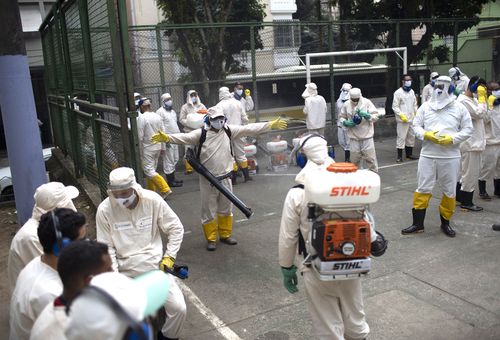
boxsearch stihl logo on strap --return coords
[330,186,371,197]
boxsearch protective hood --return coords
[293,135,333,185]
[160,93,171,102]
[186,90,201,106]
[429,76,455,111]
[339,83,352,101]
[349,88,362,108]
[218,86,231,101]
[302,82,318,99]
[106,167,143,208]
[32,182,79,220]
[448,66,462,80]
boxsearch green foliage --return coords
[428,44,450,63]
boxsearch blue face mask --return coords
[163,100,173,110]
[403,80,412,92]
[431,80,436,87]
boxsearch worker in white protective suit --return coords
[232,81,254,114]
[179,90,207,174]
[279,135,387,340]
[449,66,470,96]
[66,271,170,340]
[10,208,88,340]
[95,167,186,340]
[421,72,440,103]
[402,76,473,237]
[478,82,500,200]
[137,98,172,197]
[392,74,419,162]
[336,83,352,162]
[157,93,183,188]
[339,88,384,172]
[8,182,79,292]
[217,86,251,184]
[303,82,328,135]
[151,106,287,251]
[30,240,112,340]
[456,76,488,212]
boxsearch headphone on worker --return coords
[295,134,332,168]
[81,286,151,340]
[51,210,71,257]
[468,78,480,93]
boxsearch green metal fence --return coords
[40,0,499,197]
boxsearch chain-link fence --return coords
[40,0,499,197]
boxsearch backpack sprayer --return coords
[303,162,384,280]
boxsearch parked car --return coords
[0,148,53,202]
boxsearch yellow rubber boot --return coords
[239,160,252,182]
[151,174,172,197]
[184,159,193,174]
[203,219,218,251]
[145,178,156,191]
[439,194,456,220]
[217,214,237,245]
[413,192,432,210]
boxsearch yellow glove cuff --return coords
[160,256,175,271]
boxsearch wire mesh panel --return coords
[65,1,88,92]
[76,112,99,183]
[97,118,125,193]
[48,100,64,151]
[60,106,73,159]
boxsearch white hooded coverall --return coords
[339,97,383,172]
[179,90,207,163]
[232,91,254,113]
[96,186,186,339]
[457,94,486,192]
[336,87,351,151]
[479,97,500,181]
[137,110,163,178]
[413,93,473,198]
[279,137,370,340]
[217,87,249,164]
[421,83,434,103]
[392,87,418,149]
[167,122,270,226]
[9,257,63,340]
[156,106,181,175]
[303,83,328,135]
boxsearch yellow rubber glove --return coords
[159,256,175,271]
[424,130,441,144]
[400,114,408,123]
[437,134,453,145]
[477,85,487,104]
[269,118,287,130]
[151,130,170,144]
[244,89,251,97]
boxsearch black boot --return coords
[231,170,238,185]
[405,146,419,160]
[344,150,351,162]
[478,180,491,200]
[241,167,253,182]
[494,178,500,198]
[440,215,456,237]
[455,182,463,204]
[396,149,403,163]
[401,208,426,234]
[370,231,388,256]
[460,191,483,211]
[493,224,500,231]
[166,173,183,187]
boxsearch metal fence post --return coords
[156,26,166,93]
[250,25,259,122]
[396,20,401,85]
[328,22,335,125]
[453,21,458,66]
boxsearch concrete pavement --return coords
[165,136,500,339]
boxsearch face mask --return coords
[115,192,136,209]
[473,93,478,99]
[210,118,225,130]
[163,100,173,109]
[235,89,243,96]
[351,98,359,105]
[492,90,500,97]
[431,80,436,87]
[404,80,412,87]
[435,88,444,96]
[191,96,198,104]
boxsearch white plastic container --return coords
[244,144,257,156]
[185,113,205,129]
[266,140,287,153]
[305,163,380,207]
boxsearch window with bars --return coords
[273,20,301,49]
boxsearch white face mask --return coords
[210,118,225,130]
[191,96,198,104]
[235,89,243,96]
[492,90,500,97]
[115,192,137,209]
[404,80,412,87]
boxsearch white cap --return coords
[300,135,328,165]
[341,83,352,91]
[219,86,231,100]
[108,167,137,190]
[302,82,318,99]
[133,92,141,98]
[207,106,225,119]
[139,98,151,107]
[436,75,452,84]
[32,182,79,220]
[430,72,439,80]
[66,271,170,340]
[349,88,362,99]
[160,93,171,102]
[448,67,461,78]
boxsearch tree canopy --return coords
[157,0,266,105]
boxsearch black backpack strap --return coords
[223,126,233,157]
[197,128,207,160]
[291,184,308,258]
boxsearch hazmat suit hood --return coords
[448,67,462,80]
[186,90,201,106]
[429,76,456,111]
[106,167,144,208]
[160,93,171,103]
[349,88,363,109]
[218,86,231,101]
[31,182,79,220]
[339,83,352,101]
[294,135,334,185]
[302,83,318,99]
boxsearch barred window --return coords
[273,20,300,49]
